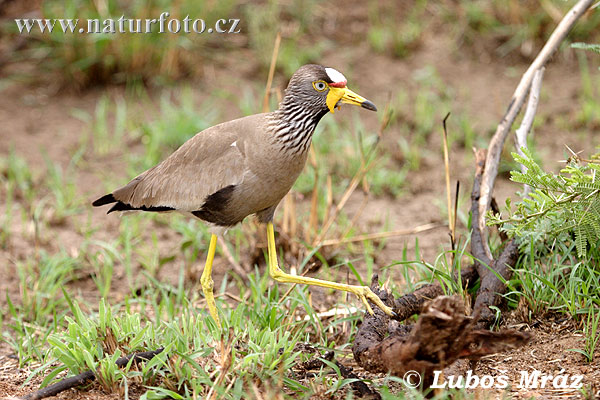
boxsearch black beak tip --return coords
[361,100,377,112]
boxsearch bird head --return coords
[284,64,377,114]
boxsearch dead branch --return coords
[470,150,523,327]
[318,222,444,247]
[19,348,164,400]
[353,295,531,390]
[515,67,545,196]
[470,149,493,277]
[477,0,595,258]
[472,239,520,328]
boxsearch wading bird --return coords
[93,64,394,326]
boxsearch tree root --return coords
[19,348,164,400]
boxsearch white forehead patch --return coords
[325,67,346,84]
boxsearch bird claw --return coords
[356,286,395,317]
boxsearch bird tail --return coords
[92,193,125,214]
[92,193,174,214]
[92,193,117,207]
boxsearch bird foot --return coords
[355,286,395,317]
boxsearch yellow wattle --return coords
[326,87,345,114]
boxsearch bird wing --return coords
[110,116,257,212]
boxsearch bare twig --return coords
[477,0,594,258]
[207,328,234,400]
[218,237,249,278]
[318,222,444,247]
[515,67,545,196]
[262,32,281,113]
[442,113,455,249]
[453,181,459,243]
[471,149,493,274]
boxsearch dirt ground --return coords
[1,2,600,399]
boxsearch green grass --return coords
[569,306,600,363]
[135,88,218,170]
[366,0,427,58]
[6,253,384,397]
[0,149,36,248]
[503,243,600,361]
[0,213,484,398]
[7,247,472,399]
[4,250,79,366]
[72,94,130,156]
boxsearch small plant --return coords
[43,298,148,392]
[0,148,37,206]
[73,94,130,156]
[489,148,600,332]
[571,42,600,56]
[489,148,600,259]
[569,307,600,363]
[41,156,82,224]
[4,251,79,365]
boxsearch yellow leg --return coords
[201,234,221,328]
[266,222,394,316]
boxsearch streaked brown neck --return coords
[268,98,328,155]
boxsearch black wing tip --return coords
[107,202,128,214]
[92,193,116,207]
[108,202,175,214]
[106,201,139,213]
[93,193,175,214]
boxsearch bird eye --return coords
[313,81,327,91]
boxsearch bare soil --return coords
[1,5,599,399]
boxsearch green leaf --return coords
[571,42,600,54]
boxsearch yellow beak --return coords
[326,86,377,114]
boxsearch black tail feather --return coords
[93,193,175,214]
[92,193,117,207]
[107,201,132,213]
[107,202,175,214]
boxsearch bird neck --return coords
[269,100,328,155]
